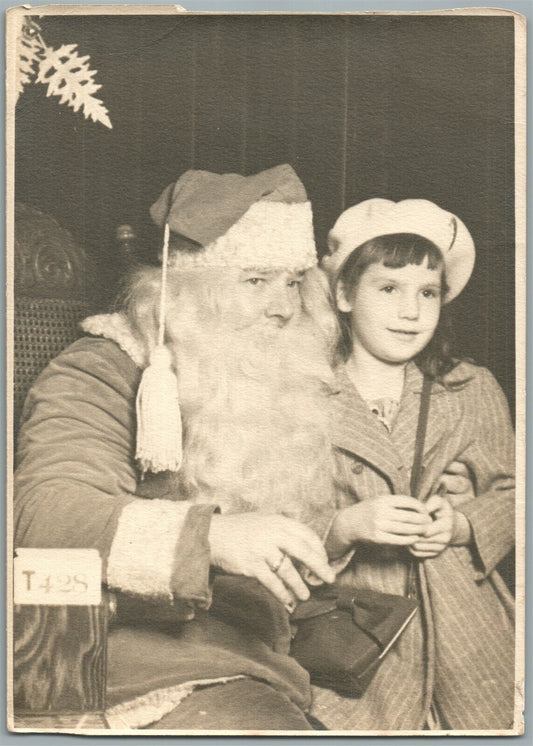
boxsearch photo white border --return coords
[3,2,529,742]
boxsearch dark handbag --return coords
[290,584,418,696]
[290,375,432,696]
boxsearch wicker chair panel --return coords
[14,297,90,431]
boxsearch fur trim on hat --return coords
[168,201,317,273]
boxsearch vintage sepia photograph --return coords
[6,6,525,735]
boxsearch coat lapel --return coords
[391,362,456,499]
[329,362,456,499]
[389,362,423,478]
[328,367,406,490]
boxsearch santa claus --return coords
[15,164,337,730]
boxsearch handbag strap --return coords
[410,374,433,498]
[406,374,432,598]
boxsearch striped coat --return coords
[310,360,515,731]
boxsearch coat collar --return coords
[328,364,407,487]
[329,361,453,495]
[80,312,147,368]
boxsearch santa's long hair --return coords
[122,264,339,537]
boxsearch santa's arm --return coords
[14,337,214,613]
[451,368,515,578]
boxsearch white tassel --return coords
[135,345,182,473]
[135,223,183,474]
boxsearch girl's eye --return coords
[246,277,264,286]
[422,288,440,299]
[381,285,395,294]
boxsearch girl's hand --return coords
[326,496,432,557]
[208,513,335,609]
[409,493,455,558]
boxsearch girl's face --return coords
[337,257,443,365]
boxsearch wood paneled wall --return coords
[15,14,515,411]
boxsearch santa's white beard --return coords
[168,312,337,537]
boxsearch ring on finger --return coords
[268,553,287,574]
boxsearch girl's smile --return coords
[337,257,442,365]
[388,329,420,338]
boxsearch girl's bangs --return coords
[338,231,447,302]
[351,233,444,275]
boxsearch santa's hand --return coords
[328,496,432,555]
[409,493,454,558]
[208,513,335,609]
[439,460,475,506]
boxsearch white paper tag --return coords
[14,548,102,605]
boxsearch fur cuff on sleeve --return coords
[107,499,191,599]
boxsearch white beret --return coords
[321,198,475,302]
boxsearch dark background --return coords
[15,13,515,413]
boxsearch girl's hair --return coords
[336,232,460,381]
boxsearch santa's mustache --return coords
[230,314,299,332]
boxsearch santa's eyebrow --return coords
[240,267,274,275]
[239,268,306,279]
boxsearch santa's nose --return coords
[265,288,295,324]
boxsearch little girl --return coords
[313,198,515,731]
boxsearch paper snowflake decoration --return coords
[15,17,112,129]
